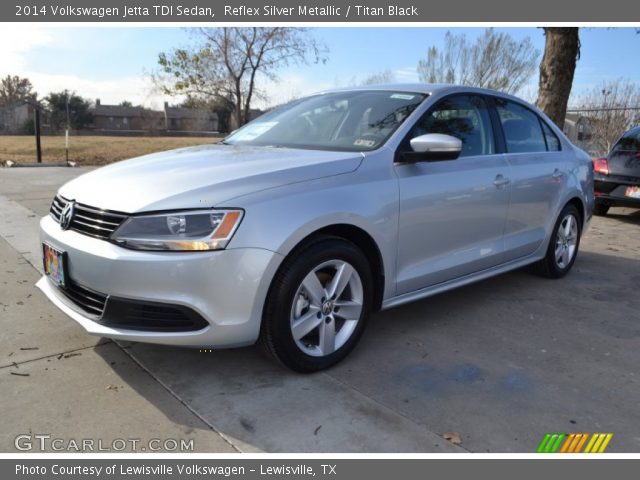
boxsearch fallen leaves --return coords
[443,432,463,445]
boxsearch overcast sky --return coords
[1,26,637,109]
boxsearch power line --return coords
[567,107,640,113]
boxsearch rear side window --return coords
[541,121,561,151]
[613,130,640,152]
[496,100,547,153]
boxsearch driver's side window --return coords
[410,95,495,157]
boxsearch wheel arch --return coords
[566,196,585,229]
[278,224,386,312]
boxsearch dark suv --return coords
[593,126,640,215]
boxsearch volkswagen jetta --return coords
[37,85,594,372]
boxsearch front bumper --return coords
[36,215,283,348]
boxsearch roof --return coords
[0,102,31,112]
[93,104,143,117]
[324,83,453,94]
[93,104,217,121]
[564,113,580,126]
[316,83,527,103]
[165,107,217,120]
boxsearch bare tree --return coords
[155,27,326,128]
[361,70,396,85]
[535,28,580,128]
[0,75,36,106]
[417,29,540,95]
[572,79,640,155]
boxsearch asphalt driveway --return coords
[1,166,638,453]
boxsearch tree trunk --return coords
[535,28,580,129]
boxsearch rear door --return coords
[493,98,567,262]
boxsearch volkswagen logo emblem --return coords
[59,201,76,230]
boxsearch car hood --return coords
[58,144,364,213]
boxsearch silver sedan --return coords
[37,84,594,372]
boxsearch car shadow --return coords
[605,207,640,225]
[95,249,640,452]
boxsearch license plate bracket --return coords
[43,243,67,288]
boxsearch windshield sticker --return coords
[232,122,278,141]
[390,93,415,100]
[354,138,377,148]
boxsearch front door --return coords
[395,94,511,295]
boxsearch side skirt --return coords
[382,253,544,310]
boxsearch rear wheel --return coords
[260,237,373,372]
[593,202,610,216]
[533,204,582,278]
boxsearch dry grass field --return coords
[0,135,222,166]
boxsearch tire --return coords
[533,204,582,279]
[593,202,610,216]
[259,236,373,373]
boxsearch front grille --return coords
[50,195,128,240]
[58,279,108,318]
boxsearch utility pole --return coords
[65,91,70,164]
[34,105,42,164]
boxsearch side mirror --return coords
[402,133,462,162]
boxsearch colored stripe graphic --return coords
[560,433,576,453]
[562,433,585,453]
[538,433,612,453]
[584,433,598,452]
[537,433,565,453]
[537,434,552,453]
[574,433,590,452]
[584,433,613,453]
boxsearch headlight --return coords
[111,209,243,251]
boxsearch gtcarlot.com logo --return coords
[14,434,194,452]
[537,433,613,453]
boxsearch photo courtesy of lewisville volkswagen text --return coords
[15,462,323,476]
[0,0,639,476]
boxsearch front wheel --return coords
[259,237,373,372]
[533,204,582,278]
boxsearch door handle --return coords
[493,174,510,187]
[552,168,564,179]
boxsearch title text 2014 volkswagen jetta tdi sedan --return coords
[37,85,594,372]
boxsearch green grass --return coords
[0,135,223,166]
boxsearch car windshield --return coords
[223,90,427,152]
[612,130,640,152]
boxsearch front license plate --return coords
[43,243,66,288]
[625,186,640,199]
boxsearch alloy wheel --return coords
[554,214,578,269]
[290,260,364,357]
